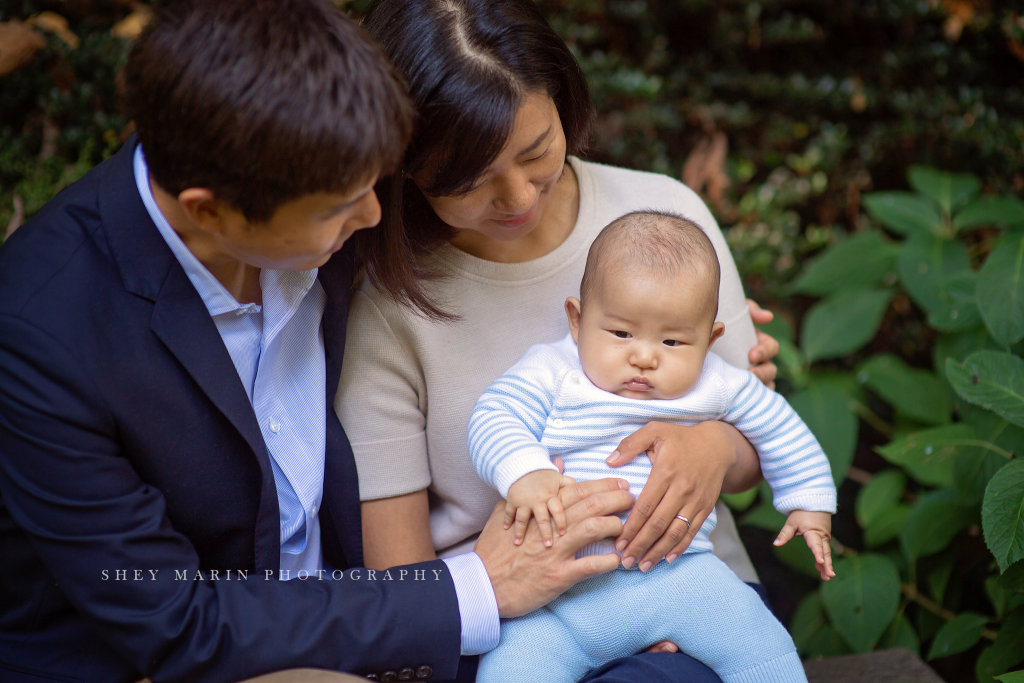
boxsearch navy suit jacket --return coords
[0,139,462,682]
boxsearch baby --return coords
[468,211,836,683]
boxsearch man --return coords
[0,1,633,681]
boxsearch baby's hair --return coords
[580,211,721,323]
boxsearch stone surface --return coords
[804,648,945,683]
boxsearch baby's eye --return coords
[613,331,632,339]
[663,340,682,347]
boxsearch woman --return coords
[337,0,780,679]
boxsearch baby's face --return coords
[566,270,723,400]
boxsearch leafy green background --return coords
[2,0,1024,681]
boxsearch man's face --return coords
[566,269,723,400]
[212,178,381,272]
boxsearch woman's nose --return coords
[493,167,536,215]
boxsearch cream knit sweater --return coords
[335,157,761,582]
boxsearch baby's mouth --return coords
[625,377,652,391]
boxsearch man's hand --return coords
[747,299,779,390]
[474,477,634,618]
[505,470,566,547]
[775,510,835,581]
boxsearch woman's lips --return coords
[492,203,537,228]
[625,378,652,391]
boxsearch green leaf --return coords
[865,504,913,547]
[802,624,854,659]
[790,592,829,651]
[876,424,1003,488]
[858,354,952,425]
[773,535,821,578]
[927,270,984,332]
[934,328,1003,381]
[756,314,794,345]
[946,351,1024,429]
[927,612,990,660]
[955,197,1024,232]
[855,470,907,528]
[864,191,944,237]
[801,289,893,363]
[775,338,806,383]
[927,552,956,603]
[788,380,858,486]
[978,234,1024,346]
[877,613,920,656]
[999,560,1024,595]
[820,554,901,652]
[898,234,972,316]
[720,488,758,511]
[994,671,1024,683]
[908,166,980,216]
[987,576,1024,619]
[961,403,1024,459]
[982,459,1024,573]
[976,608,1024,682]
[788,232,901,296]
[900,489,976,562]
[740,484,788,531]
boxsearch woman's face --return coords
[414,91,567,243]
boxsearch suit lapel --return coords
[99,138,281,568]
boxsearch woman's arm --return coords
[361,489,437,570]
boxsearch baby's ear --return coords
[708,321,725,348]
[565,297,583,342]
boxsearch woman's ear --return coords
[565,297,583,342]
[708,321,725,348]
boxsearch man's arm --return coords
[0,314,462,682]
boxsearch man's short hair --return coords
[124,0,414,222]
[580,211,722,323]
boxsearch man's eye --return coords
[663,340,681,347]
[613,331,631,339]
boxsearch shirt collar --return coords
[132,145,318,317]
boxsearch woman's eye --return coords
[526,148,550,163]
[613,331,631,339]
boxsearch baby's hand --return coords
[505,470,566,548]
[774,510,835,581]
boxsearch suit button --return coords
[398,669,415,681]
[381,672,398,682]
[416,666,433,679]
[365,676,379,681]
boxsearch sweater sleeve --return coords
[467,343,564,498]
[335,289,432,501]
[711,356,837,514]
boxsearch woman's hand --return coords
[746,299,779,390]
[607,420,755,572]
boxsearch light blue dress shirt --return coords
[134,146,499,654]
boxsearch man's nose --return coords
[352,189,382,231]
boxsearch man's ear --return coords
[565,297,583,342]
[177,188,240,236]
[708,321,725,348]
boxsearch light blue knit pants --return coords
[477,552,806,683]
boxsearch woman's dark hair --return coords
[124,0,413,222]
[355,0,595,319]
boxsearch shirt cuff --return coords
[442,552,501,656]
